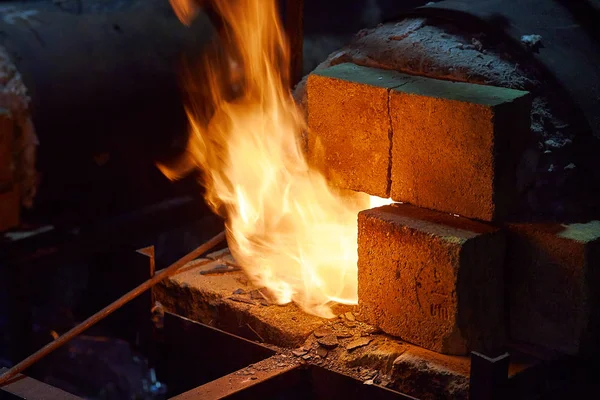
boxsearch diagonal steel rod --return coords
[0,230,226,387]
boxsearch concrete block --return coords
[507,222,600,354]
[357,203,506,355]
[306,63,411,198]
[154,255,327,348]
[390,77,531,221]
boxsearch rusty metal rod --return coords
[0,230,226,387]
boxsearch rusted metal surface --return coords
[309,366,419,400]
[159,312,277,396]
[171,356,302,400]
[0,231,225,387]
[0,368,81,400]
[172,362,421,400]
[285,0,304,86]
[161,312,420,399]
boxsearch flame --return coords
[164,0,391,317]
[168,0,199,26]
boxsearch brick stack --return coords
[307,63,600,356]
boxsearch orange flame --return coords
[168,0,199,26]
[164,0,391,317]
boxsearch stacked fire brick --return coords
[0,45,37,232]
[306,63,600,357]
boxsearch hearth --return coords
[2,0,600,399]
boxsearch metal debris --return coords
[292,350,307,357]
[336,332,353,339]
[317,334,339,349]
[313,327,333,338]
[228,296,257,305]
[346,337,373,351]
[200,263,240,275]
[248,288,272,305]
[316,347,328,358]
[362,326,381,336]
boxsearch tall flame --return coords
[164,0,391,317]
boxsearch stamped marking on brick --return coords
[358,204,505,355]
[415,264,454,320]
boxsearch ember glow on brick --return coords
[358,203,506,355]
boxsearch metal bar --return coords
[160,312,276,396]
[469,351,510,400]
[161,312,421,400]
[309,366,419,400]
[0,231,226,387]
[0,368,82,400]
[285,0,304,86]
[170,356,302,400]
[139,245,156,309]
[134,246,155,352]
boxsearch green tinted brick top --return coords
[558,221,600,243]
[396,77,530,107]
[311,62,414,89]
[313,63,530,107]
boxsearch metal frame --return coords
[0,368,82,400]
[158,312,420,400]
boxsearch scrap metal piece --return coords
[0,367,82,400]
[199,263,240,275]
[469,351,510,400]
[171,356,302,400]
[161,312,278,396]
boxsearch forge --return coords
[2,0,600,399]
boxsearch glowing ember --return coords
[163,0,391,317]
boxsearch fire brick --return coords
[507,222,600,355]
[357,203,506,355]
[306,63,412,198]
[390,76,531,221]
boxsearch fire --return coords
[163,0,392,317]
